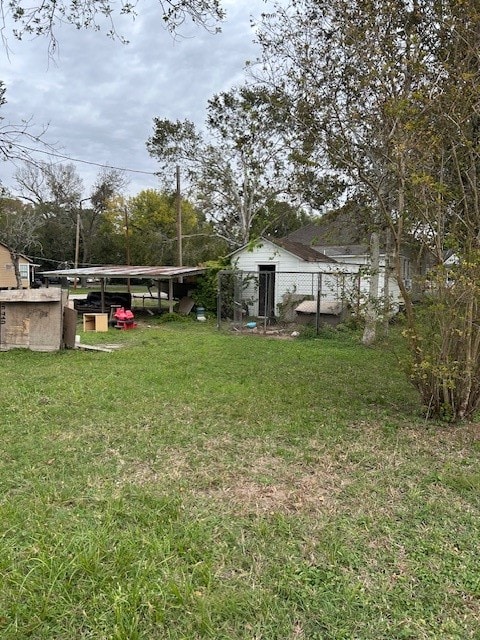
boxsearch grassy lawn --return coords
[0,321,479,639]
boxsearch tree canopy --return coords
[147,85,321,247]
[1,0,224,51]
[254,0,480,420]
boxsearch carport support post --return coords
[168,278,174,314]
[100,279,106,313]
[156,280,162,312]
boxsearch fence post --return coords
[233,272,243,328]
[357,271,361,318]
[316,273,322,335]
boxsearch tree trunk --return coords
[11,251,23,289]
[382,229,391,337]
[362,232,380,346]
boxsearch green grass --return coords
[0,323,479,639]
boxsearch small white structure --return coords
[230,235,406,320]
[230,237,335,318]
[287,220,414,303]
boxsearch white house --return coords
[229,235,405,321]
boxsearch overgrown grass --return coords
[0,323,478,639]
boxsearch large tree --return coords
[13,162,132,269]
[128,189,195,265]
[13,161,83,267]
[106,188,222,266]
[255,0,480,420]
[250,198,311,238]
[147,86,306,247]
[80,168,128,267]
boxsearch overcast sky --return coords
[1,0,271,198]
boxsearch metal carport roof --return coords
[41,265,207,313]
[41,265,206,279]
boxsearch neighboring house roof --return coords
[286,205,372,247]
[315,244,369,257]
[0,242,33,262]
[285,207,432,267]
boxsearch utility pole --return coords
[74,197,90,289]
[176,165,182,267]
[124,205,131,293]
[74,212,80,290]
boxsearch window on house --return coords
[19,264,29,280]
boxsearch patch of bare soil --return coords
[115,438,345,516]
[232,326,298,340]
[201,468,333,516]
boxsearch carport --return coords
[41,265,207,314]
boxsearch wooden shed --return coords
[0,288,73,351]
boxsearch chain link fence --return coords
[217,269,364,332]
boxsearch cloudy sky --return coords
[1,0,271,197]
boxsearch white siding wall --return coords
[231,240,352,316]
[232,240,306,272]
[231,240,404,317]
[335,255,403,309]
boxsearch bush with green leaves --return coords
[406,257,480,421]
[191,260,230,313]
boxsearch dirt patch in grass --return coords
[109,422,480,521]
[113,437,346,516]
[200,467,335,516]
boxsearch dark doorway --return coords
[258,265,276,318]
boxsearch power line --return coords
[12,143,158,176]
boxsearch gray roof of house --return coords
[285,205,372,247]
[271,237,337,262]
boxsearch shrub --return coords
[158,312,191,323]
[191,259,230,313]
[406,257,480,421]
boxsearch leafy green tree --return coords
[250,199,311,239]
[255,0,480,420]
[127,189,193,265]
[256,0,436,302]
[147,86,298,247]
[96,194,130,265]
[13,161,83,268]
[79,168,127,267]
[102,188,221,266]
[11,162,129,270]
